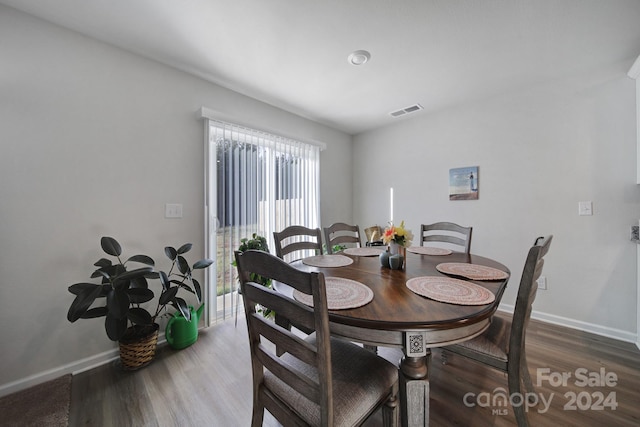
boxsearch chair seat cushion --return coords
[264,336,398,426]
[450,316,511,364]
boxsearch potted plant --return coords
[233,233,272,317]
[66,236,213,369]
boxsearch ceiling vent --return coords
[390,103,423,118]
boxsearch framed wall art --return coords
[449,166,479,200]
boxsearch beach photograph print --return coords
[449,166,479,200]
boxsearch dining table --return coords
[280,246,511,427]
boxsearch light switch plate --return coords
[165,203,183,218]
[578,201,593,216]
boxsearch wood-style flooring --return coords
[69,313,640,426]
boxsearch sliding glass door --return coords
[204,119,320,323]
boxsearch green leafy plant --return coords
[67,236,213,341]
[233,233,271,287]
[233,233,272,317]
[323,243,346,254]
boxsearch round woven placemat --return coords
[436,263,509,280]
[343,247,384,257]
[293,277,374,309]
[406,246,452,256]
[406,276,495,305]
[302,254,354,268]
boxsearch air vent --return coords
[390,103,423,118]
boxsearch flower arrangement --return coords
[382,221,413,247]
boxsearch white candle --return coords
[390,187,394,223]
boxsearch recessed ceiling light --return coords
[348,50,371,66]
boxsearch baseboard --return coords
[2,311,638,398]
[498,304,638,345]
[0,334,168,398]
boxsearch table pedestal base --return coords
[399,352,431,427]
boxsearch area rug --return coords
[0,374,72,426]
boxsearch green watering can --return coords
[166,304,204,350]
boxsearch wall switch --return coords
[578,201,593,216]
[537,276,547,290]
[165,203,183,218]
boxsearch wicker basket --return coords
[118,324,159,370]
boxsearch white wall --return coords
[0,6,352,393]
[354,62,639,340]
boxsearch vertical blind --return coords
[205,118,321,321]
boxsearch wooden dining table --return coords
[282,248,511,427]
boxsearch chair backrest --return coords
[235,249,334,425]
[420,222,473,253]
[509,235,553,359]
[273,225,323,261]
[323,222,362,254]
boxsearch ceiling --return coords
[3,0,640,135]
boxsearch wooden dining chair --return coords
[442,235,553,427]
[420,221,473,253]
[323,222,362,254]
[273,225,323,262]
[235,249,399,427]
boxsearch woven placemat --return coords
[406,246,452,256]
[302,254,354,267]
[293,277,374,309]
[343,247,384,257]
[436,263,509,280]
[406,276,495,305]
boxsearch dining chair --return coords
[442,235,553,427]
[273,225,323,262]
[235,249,399,427]
[420,221,473,253]
[323,222,362,254]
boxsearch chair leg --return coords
[382,388,399,427]
[440,349,449,365]
[234,288,241,327]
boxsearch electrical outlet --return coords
[578,201,593,216]
[537,276,547,290]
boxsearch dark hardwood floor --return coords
[69,313,640,426]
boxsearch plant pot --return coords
[118,323,159,370]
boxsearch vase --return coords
[389,242,399,255]
[389,243,406,257]
[379,250,390,267]
[388,243,406,269]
